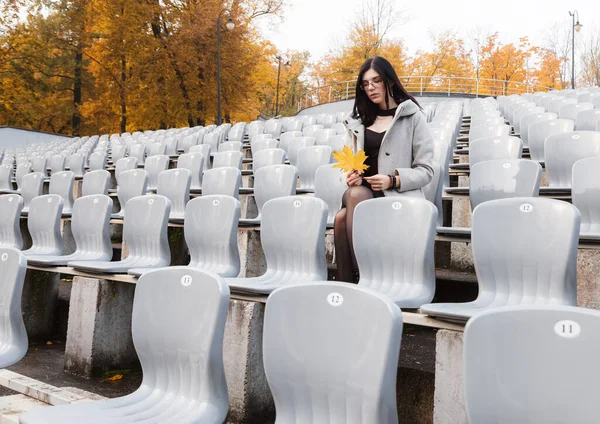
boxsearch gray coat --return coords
[342,99,434,198]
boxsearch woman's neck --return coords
[378,98,398,110]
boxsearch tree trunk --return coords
[72,47,83,136]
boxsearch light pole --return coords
[569,10,583,89]
[217,10,235,125]
[274,54,290,117]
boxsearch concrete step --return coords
[0,394,47,423]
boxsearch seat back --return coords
[88,152,108,171]
[49,171,75,214]
[202,167,241,199]
[189,144,211,171]
[253,148,286,173]
[470,159,542,210]
[115,157,139,184]
[575,108,600,131]
[0,164,13,191]
[572,156,600,233]
[31,157,47,175]
[464,305,600,424]
[48,154,66,175]
[111,144,127,162]
[212,151,243,169]
[15,163,32,190]
[469,124,510,142]
[116,169,148,216]
[157,169,191,219]
[545,131,600,188]
[0,195,23,249]
[288,137,316,167]
[279,131,303,152]
[82,169,110,196]
[144,154,169,191]
[261,196,327,279]
[147,142,167,157]
[129,144,146,166]
[512,105,544,133]
[177,152,204,190]
[528,119,574,162]
[0,247,28,367]
[131,267,229,420]
[469,136,522,166]
[179,135,198,153]
[520,112,556,147]
[71,195,113,260]
[203,132,221,152]
[123,195,170,265]
[296,146,333,190]
[164,138,178,156]
[254,165,297,218]
[185,196,240,277]
[218,141,242,152]
[26,194,64,255]
[354,197,437,307]
[20,172,44,211]
[263,282,402,424]
[314,165,349,226]
[66,153,85,177]
[559,102,594,121]
[472,198,579,306]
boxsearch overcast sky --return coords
[260,0,600,61]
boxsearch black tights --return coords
[334,185,375,283]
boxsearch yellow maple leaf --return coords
[332,146,370,173]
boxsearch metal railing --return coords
[298,76,554,110]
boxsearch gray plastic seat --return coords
[314,164,347,227]
[26,195,113,266]
[20,172,44,213]
[469,135,522,166]
[22,194,64,257]
[263,282,403,424]
[572,156,600,237]
[19,266,230,424]
[279,131,303,153]
[48,154,66,175]
[218,141,242,152]
[549,97,577,114]
[202,167,241,200]
[15,162,32,192]
[468,123,510,143]
[144,154,169,192]
[250,138,278,155]
[296,145,333,192]
[212,151,243,169]
[420,197,579,321]
[49,171,75,215]
[179,135,198,153]
[65,153,85,178]
[0,195,23,249]
[239,165,297,225]
[82,170,110,196]
[114,157,139,184]
[0,164,16,193]
[88,152,108,171]
[156,169,191,221]
[559,101,594,121]
[252,148,286,173]
[189,144,211,171]
[545,131,600,188]
[113,169,148,218]
[287,136,316,167]
[164,138,179,156]
[128,143,146,166]
[464,305,600,424]
[0,247,27,368]
[225,196,327,294]
[147,142,167,157]
[203,132,221,153]
[470,159,542,210]
[185,195,240,277]
[177,152,204,191]
[31,157,47,176]
[520,112,556,148]
[110,144,127,162]
[354,197,436,308]
[575,108,600,130]
[512,105,544,134]
[70,195,170,274]
[528,119,574,162]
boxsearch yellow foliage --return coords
[332,146,369,173]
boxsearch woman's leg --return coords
[334,185,375,282]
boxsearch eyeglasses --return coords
[360,78,384,90]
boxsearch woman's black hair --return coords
[352,56,420,127]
